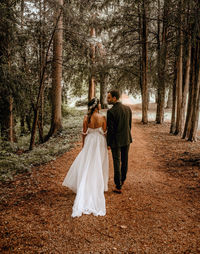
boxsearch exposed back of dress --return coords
[85,112,106,132]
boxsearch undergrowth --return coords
[0,106,86,182]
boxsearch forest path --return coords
[0,104,200,253]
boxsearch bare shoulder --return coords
[99,114,106,120]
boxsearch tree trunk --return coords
[100,73,108,109]
[8,56,15,142]
[46,0,63,139]
[155,0,163,122]
[147,90,150,110]
[30,106,39,149]
[170,62,177,133]
[174,0,183,135]
[20,115,26,135]
[141,0,148,124]
[181,39,191,127]
[88,27,96,101]
[166,86,172,109]
[38,0,46,143]
[188,83,200,141]
[26,113,32,132]
[138,3,143,102]
[155,91,158,103]
[182,45,195,139]
[88,75,95,101]
[8,96,14,142]
[156,0,169,123]
[188,42,200,141]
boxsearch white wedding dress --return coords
[62,127,109,217]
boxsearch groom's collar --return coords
[113,101,121,106]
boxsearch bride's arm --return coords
[82,115,88,147]
[102,116,110,150]
[102,116,107,136]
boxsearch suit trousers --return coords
[111,145,130,190]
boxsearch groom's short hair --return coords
[109,90,120,100]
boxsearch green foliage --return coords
[0,108,85,182]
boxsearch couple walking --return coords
[62,90,132,217]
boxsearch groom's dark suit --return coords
[107,102,132,190]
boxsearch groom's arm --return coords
[129,107,132,130]
[107,110,115,146]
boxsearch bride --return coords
[62,98,109,217]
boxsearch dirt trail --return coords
[0,107,200,253]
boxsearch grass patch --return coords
[0,106,86,182]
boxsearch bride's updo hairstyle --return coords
[87,98,99,124]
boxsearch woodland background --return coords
[0,0,200,181]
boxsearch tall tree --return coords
[38,0,47,143]
[170,62,177,133]
[166,86,172,109]
[141,0,148,124]
[156,0,169,124]
[88,25,96,101]
[179,2,191,131]
[188,54,200,141]
[174,0,184,135]
[47,0,63,138]
[99,69,108,109]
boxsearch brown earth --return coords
[0,103,200,253]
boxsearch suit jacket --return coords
[107,102,132,148]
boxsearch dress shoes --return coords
[112,187,122,194]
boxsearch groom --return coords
[107,90,132,194]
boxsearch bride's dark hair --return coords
[87,98,99,124]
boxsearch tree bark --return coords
[188,82,200,141]
[156,0,163,122]
[26,113,32,132]
[174,0,183,135]
[48,0,63,137]
[100,73,108,109]
[182,45,195,139]
[38,0,46,143]
[166,86,172,109]
[188,42,200,141]
[20,115,26,135]
[141,0,148,124]
[138,3,143,102]
[181,39,191,127]
[170,62,177,133]
[7,56,15,142]
[88,74,95,101]
[156,0,169,123]
[8,96,14,142]
[88,26,96,101]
